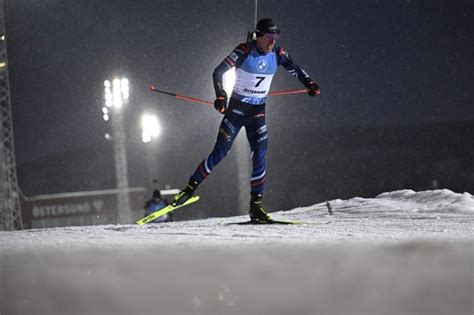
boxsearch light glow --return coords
[141,114,161,143]
[222,68,236,99]
[103,76,129,117]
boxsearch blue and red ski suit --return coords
[190,41,313,195]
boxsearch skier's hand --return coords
[214,97,227,114]
[307,81,320,97]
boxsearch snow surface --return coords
[1,189,473,315]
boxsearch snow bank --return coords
[0,190,472,253]
[376,189,474,213]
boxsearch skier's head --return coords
[255,18,280,52]
[255,18,280,37]
[152,190,161,199]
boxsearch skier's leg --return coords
[190,112,243,183]
[173,100,244,206]
[250,149,267,194]
[245,106,271,221]
[246,107,268,194]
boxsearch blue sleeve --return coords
[212,43,250,98]
[276,46,314,88]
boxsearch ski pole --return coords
[149,85,213,107]
[148,86,313,106]
[269,89,308,96]
[268,89,319,95]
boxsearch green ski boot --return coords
[249,193,272,222]
[172,180,199,206]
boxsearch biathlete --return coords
[172,18,320,222]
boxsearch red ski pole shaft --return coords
[269,89,308,96]
[149,85,315,108]
[175,95,213,106]
[149,85,213,107]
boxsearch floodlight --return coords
[121,78,129,88]
[141,114,161,143]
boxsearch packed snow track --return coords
[1,190,472,315]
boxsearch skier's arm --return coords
[212,43,250,113]
[277,47,320,96]
[212,43,250,99]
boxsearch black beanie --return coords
[255,18,280,36]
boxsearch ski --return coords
[224,219,332,226]
[225,219,306,225]
[136,195,200,225]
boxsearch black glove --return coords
[214,96,227,114]
[307,81,320,97]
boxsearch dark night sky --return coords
[5,0,474,165]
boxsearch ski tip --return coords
[149,85,156,91]
[185,195,200,203]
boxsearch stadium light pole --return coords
[141,113,161,188]
[103,77,131,224]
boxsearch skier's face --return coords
[256,32,279,52]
